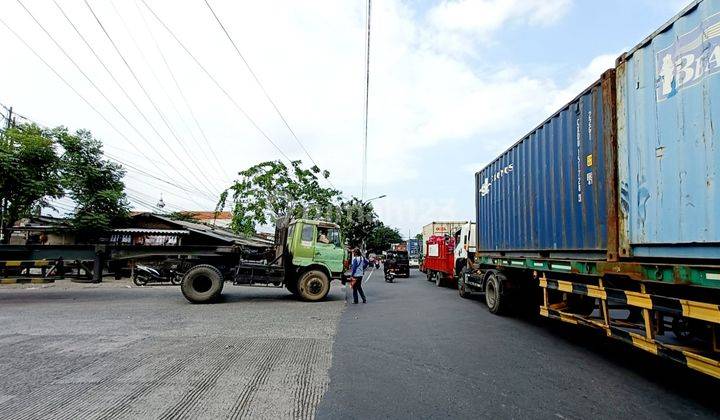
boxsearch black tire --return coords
[435,273,443,287]
[458,270,471,299]
[133,275,147,286]
[170,275,182,286]
[485,272,507,315]
[297,270,330,302]
[181,264,224,304]
[427,270,434,282]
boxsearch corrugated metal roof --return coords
[133,213,274,248]
[111,228,189,235]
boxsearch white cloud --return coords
[0,0,613,235]
[428,0,573,38]
[544,53,618,114]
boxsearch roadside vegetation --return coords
[0,123,129,243]
[218,159,403,252]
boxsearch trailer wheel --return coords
[485,272,507,315]
[458,270,471,299]
[435,273,443,287]
[181,264,224,304]
[297,270,330,302]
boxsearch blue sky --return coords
[0,0,693,236]
[372,0,693,237]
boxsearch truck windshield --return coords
[317,227,341,246]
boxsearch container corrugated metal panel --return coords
[617,0,720,259]
[476,73,615,259]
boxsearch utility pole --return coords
[361,0,372,199]
[0,106,10,242]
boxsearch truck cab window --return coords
[317,227,339,246]
[301,224,314,242]
[328,229,340,246]
[287,225,295,246]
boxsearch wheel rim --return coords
[486,279,497,307]
[304,275,325,297]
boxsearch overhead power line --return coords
[0,100,215,212]
[201,0,334,189]
[109,0,227,185]
[15,0,215,201]
[139,0,293,164]
[82,0,220,196]
[133,0,231,183]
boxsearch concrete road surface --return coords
[1,270,719,419]
[0,280,344,419]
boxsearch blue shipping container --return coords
[616,0,720,259]
[475,72,615,259]
[407,239,420,256]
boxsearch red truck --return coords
[423,235,456,287]
[423,222,475,287]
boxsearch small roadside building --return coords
[116,213,274,248]
[8,216,76,245]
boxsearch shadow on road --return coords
[457,286,720,410]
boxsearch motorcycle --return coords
[133,264,182,286]
[384,267,397,283]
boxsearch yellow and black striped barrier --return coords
[540,305,720,379]
[539,276,720,379]
[539,277,720,324]
[1,259,62,284]
[0,278,55,285]
[0,260,52,268]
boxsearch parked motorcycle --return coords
[133,264,181,286]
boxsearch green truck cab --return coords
[179,218,347,304]
[284,219,347,300]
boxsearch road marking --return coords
[364,268,375,283]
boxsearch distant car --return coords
[408,257,419,268]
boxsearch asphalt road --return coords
[317,269,720,420]
[1,270,719,419]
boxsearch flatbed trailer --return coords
[461,256,720,378]
[0,218,348,304]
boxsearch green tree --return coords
[366,222,403,253]
[333,197,378,248]
[218,160,342,235]
[0,123,62,243]
[54,128,129,239]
